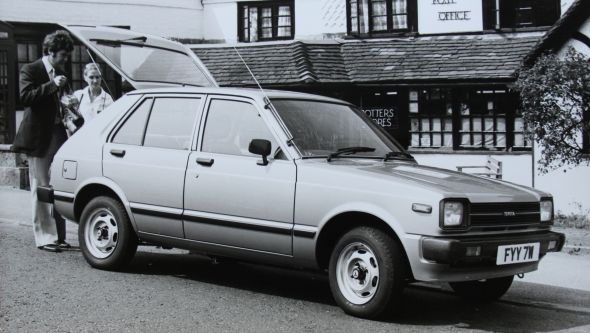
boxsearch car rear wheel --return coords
[79,196,138,270]
[449,275,514,302]
[328,226,407,319]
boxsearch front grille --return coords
[469,202,540,229]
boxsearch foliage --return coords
[516,48,590,173]
[554,201,590,230]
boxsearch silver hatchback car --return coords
[40,26,564,319]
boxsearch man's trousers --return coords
[28,125,67,247]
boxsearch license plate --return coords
[496,243,540,265]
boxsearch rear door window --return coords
[112,98,152,145]
[112,96,202,149]
[143,98,201,150]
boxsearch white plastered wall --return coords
[0,0,204,39]
[202,0,239,43]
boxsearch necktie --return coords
[50,68,62,124]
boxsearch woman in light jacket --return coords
[73,63,114,122]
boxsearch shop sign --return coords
[363,107,397,129]
[418,0,483,34]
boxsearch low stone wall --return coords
[0,144,29,190]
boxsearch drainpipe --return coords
[531,137,535,188]
[495,0,501,30]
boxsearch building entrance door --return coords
[0,22,16,144]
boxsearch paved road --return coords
[2,187,590,332]
[1,219,590,333]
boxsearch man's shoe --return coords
[38,244,61,252]
[54,240,72,249]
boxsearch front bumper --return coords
[422,231,565,266]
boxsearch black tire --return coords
[449,275,514,302]
[78,196,138,270]
[328,226,407,319]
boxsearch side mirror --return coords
[248,139,272,166]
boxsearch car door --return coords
[103,94,203,238]
[183,96,296,255]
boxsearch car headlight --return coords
[540,199,553,223]
[439,200,468,230]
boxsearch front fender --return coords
[74,176,138,232]
[317,201,406,237]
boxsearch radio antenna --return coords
[233,46,267,98]
[232,46,295,144]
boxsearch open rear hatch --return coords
[60,24,218,90]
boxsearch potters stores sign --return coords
[363,107,398,129]
[418,0,483,34]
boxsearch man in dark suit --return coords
[12,30,74,252]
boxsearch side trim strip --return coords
[183,211,292,236]
[54,191,74,203]
[138,231,293,257]
[293,225,317,239]
[130,203,183,220]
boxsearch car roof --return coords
[127,87,352,105]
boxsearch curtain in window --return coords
[391,0,408,29]
[261,7,273,39]
[278,5,292,37]
[350,0,358,33]
[358,0,369,33]
[371,0,387,31]
[249,7,258,42]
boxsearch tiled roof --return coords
[192,34,542,87]
[524,0,590,65]
[194,41,347,86]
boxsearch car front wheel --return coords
[79,196,138,270]
[449,275,514,302]
[328,226,407,319]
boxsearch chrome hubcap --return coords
[84,208,118,259]
[336,242,380,305]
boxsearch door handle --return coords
[196,157,214,166]
[110,149,126,157]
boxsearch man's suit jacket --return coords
[12,58,67,157]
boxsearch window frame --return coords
[406,87,528,152]
[16,40,41,110]
[198,95,287,160]
[408,88,454,149]
[142,96,203,151]
[346,0,416,37]
[110,94,204,150]
[457,89,510,150]
[111,97,154,146]
[483,0,560,30]
[238,0,295,43]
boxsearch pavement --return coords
[1,185,589,292]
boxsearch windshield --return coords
[271,99,404,158]
[90,41,212,87]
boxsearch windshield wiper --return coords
[384,151,414,162]
[327,146,376,162]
